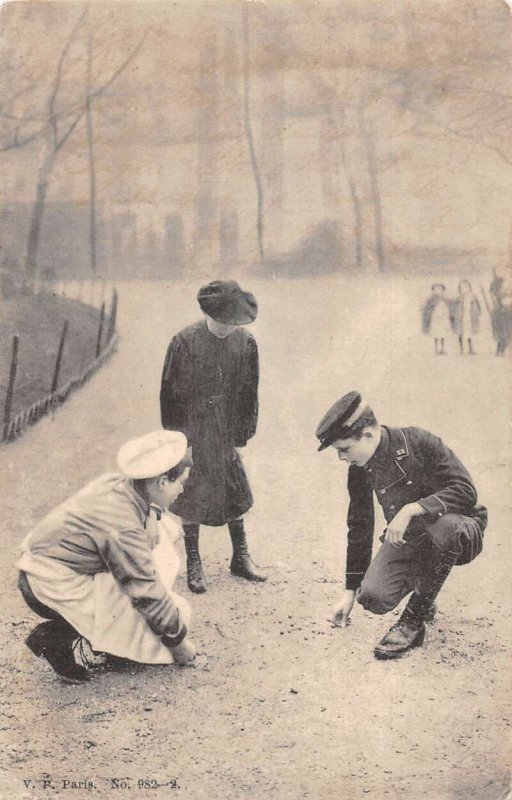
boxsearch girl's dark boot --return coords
[183,523,207,593]
[228,519,267,582]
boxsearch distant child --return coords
[488,270,512,356]
[453,279,481,355]
[422,283,452,355]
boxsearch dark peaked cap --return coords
[197,280,258,325]
[316,391,368,451]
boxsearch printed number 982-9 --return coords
[137,780,179,790]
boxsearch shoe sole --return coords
[230,565,267,581]
[59,674,90,685]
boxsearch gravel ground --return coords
[0,275,510,800]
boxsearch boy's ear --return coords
[156,474,168,489]
[147,474,165,492]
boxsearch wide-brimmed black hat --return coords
[316,391,365,451]
[197,280,258,325]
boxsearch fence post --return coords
[96,302,105,358]
[3,335,19,437]
[107,289,118,342]
[51,321,69,394]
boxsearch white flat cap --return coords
[117,430,188,479]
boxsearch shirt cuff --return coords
[418,494,448,520]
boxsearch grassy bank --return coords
[0,293,105,419]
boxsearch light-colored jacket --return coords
[19,473,179,636]
[452,294,481,336]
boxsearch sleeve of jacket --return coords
[345,466,375,590]
[416,430,478,520]
[160,335,191,436]
[103,527,180,636]
[233,334,259,447]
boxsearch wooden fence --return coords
[1,288,118,443]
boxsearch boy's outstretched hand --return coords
[332,589,356,628]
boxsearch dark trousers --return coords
[357,513,484,615]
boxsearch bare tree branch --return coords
[86,32,97,274]
[48,10,87,147]
[22,19,147,283]
[0,126,46,152]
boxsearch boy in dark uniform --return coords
[316,392,487,659]
[160,280,267,593]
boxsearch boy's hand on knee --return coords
[332,590,356,628]
[386,510,411,546]
[386,503,426,547]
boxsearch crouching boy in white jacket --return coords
[18,430,196,684]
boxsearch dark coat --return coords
[490,278,512,344]
[160,320,259,526]
[345,426,487,590]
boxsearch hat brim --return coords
[201,306,256,325]
[198,289,258,325]
[117,432,188,479]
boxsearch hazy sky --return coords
[1,0,510,270]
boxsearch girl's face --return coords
[205,315,238,338]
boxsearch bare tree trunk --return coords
[86,33,97,274]
[242,2,264,265]
[339,136,363,270]
[364,131,385,273]
[22,15,145,287]
[349,180,363,270]
[24,147,55,283]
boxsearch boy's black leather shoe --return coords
[26,622,90,684]
[373,620,426,660]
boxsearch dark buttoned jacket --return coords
[345,426,487,590]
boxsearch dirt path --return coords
[0,276,510,800]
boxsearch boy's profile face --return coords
[147,468,191,508]
[331,428,380,467]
